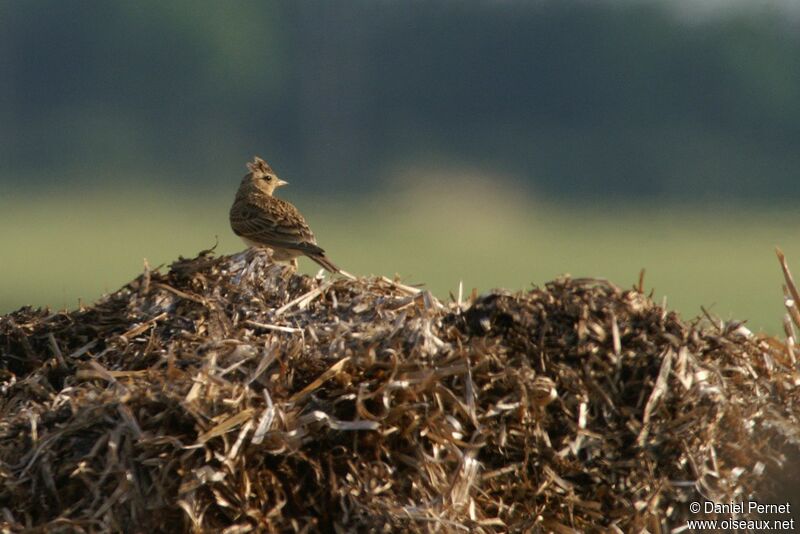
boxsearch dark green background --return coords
[3,1,799,199]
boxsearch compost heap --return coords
[1,250,799,533]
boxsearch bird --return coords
[229,156,342,274]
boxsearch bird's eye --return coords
[264,175,272,181]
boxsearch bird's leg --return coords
[291,258,299,270]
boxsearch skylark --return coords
[230,156,341,274]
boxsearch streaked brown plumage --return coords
[230,156,340,273]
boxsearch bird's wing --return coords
[230,198,325,255]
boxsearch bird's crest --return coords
[247,156,273,176]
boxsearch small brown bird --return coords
[230,156,341,273]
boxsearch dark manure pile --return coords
[1,250,799,532]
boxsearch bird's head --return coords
[241,156,289,195]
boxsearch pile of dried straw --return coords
[1,249,799,532]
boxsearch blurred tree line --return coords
[2,0,799,201]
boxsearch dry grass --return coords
[1,248,799,532]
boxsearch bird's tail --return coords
[309,253,357,280]
[309,253,341,274]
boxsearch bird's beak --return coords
[276,178,289,187]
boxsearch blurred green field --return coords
[1,180,798,335]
